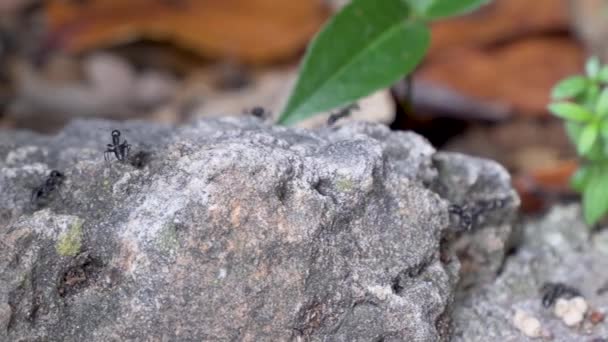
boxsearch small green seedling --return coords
[277,0,491,125]
[549,56,608,226]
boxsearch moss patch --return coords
[336,177,354,192]
[56,220,84,256]
[156,224,179,253]
[102,179,111,191]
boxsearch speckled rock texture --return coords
[432,152,518,295]
[453,205,608,341]
[0,118,518,341]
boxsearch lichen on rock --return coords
[56,219,84,257]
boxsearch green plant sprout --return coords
[277,0,491,125]
[549,56,608,226]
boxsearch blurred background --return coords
[0,0,605,213]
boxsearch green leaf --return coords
[601,121,608,139]
[548,102,594,122]
[583,83,601,107]
[566,122,604,160]
[409,0,491,19]
[578,123,599,155]
[599,66,608,83]
[586,56,601,78]
[583,166,608,225]
[589,139,606,161]
[278,0,429,125]
[565,121,582,142]
[597,88,608,117]
[564,121,606,161]
[403,0,433,15]
[571,166,590,193]
[551,76,588,100]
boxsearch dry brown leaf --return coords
[419,38,584,116]
[45,0,329,64]
[513,160,577,212]
[446,119,576,172]
[445,119,578,212]
[567,0,608,60]
[429,0,569,57]
[527,159,577,190]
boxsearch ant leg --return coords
[104,151,110,163]
[56,185,67,205]
[118,143,130,162]
[30,186,47,210]
[31,187,39,204]
[105,144,116,163]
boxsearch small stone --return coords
[513,309,542,338]
[589,310,606,325]
[554,296,588,326]
[540,328,554,341]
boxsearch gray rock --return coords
[453,205,608,341]
[432,152,519,294]
[0,118,518,341]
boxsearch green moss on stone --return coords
[56,220,83,256]
[336,177,354,192]
[156,224,179,253]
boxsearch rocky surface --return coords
[0,118,517,341]
[453,205,608,341]
[432,152,518,294]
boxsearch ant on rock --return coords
[104,130,131,163]
[244,106,271,119]
[540,282,581,308]
[327,103,359,126]
[448,198,509,231]
[31,170,65,207]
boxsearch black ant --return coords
[31,170,65,207]
[448,204,473,230]
[448,198,509,231]
[327,103,359,126]
[540,282,581,308]
[245,106,271,119]
[104,130,130,162]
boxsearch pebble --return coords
[590,310,606,325]
[513,308,542,338]
[554,296,588,326]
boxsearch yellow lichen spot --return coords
[56,220,83,256]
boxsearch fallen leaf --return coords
[45,0,329,64]
[512,176,546,213]
[446,119,578,212]
[419,38,585,116]
[512,160,578,212]
[527,159,578,190]
[568,0,608,60]
[0,0,35,14]
[429,0,569,57]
